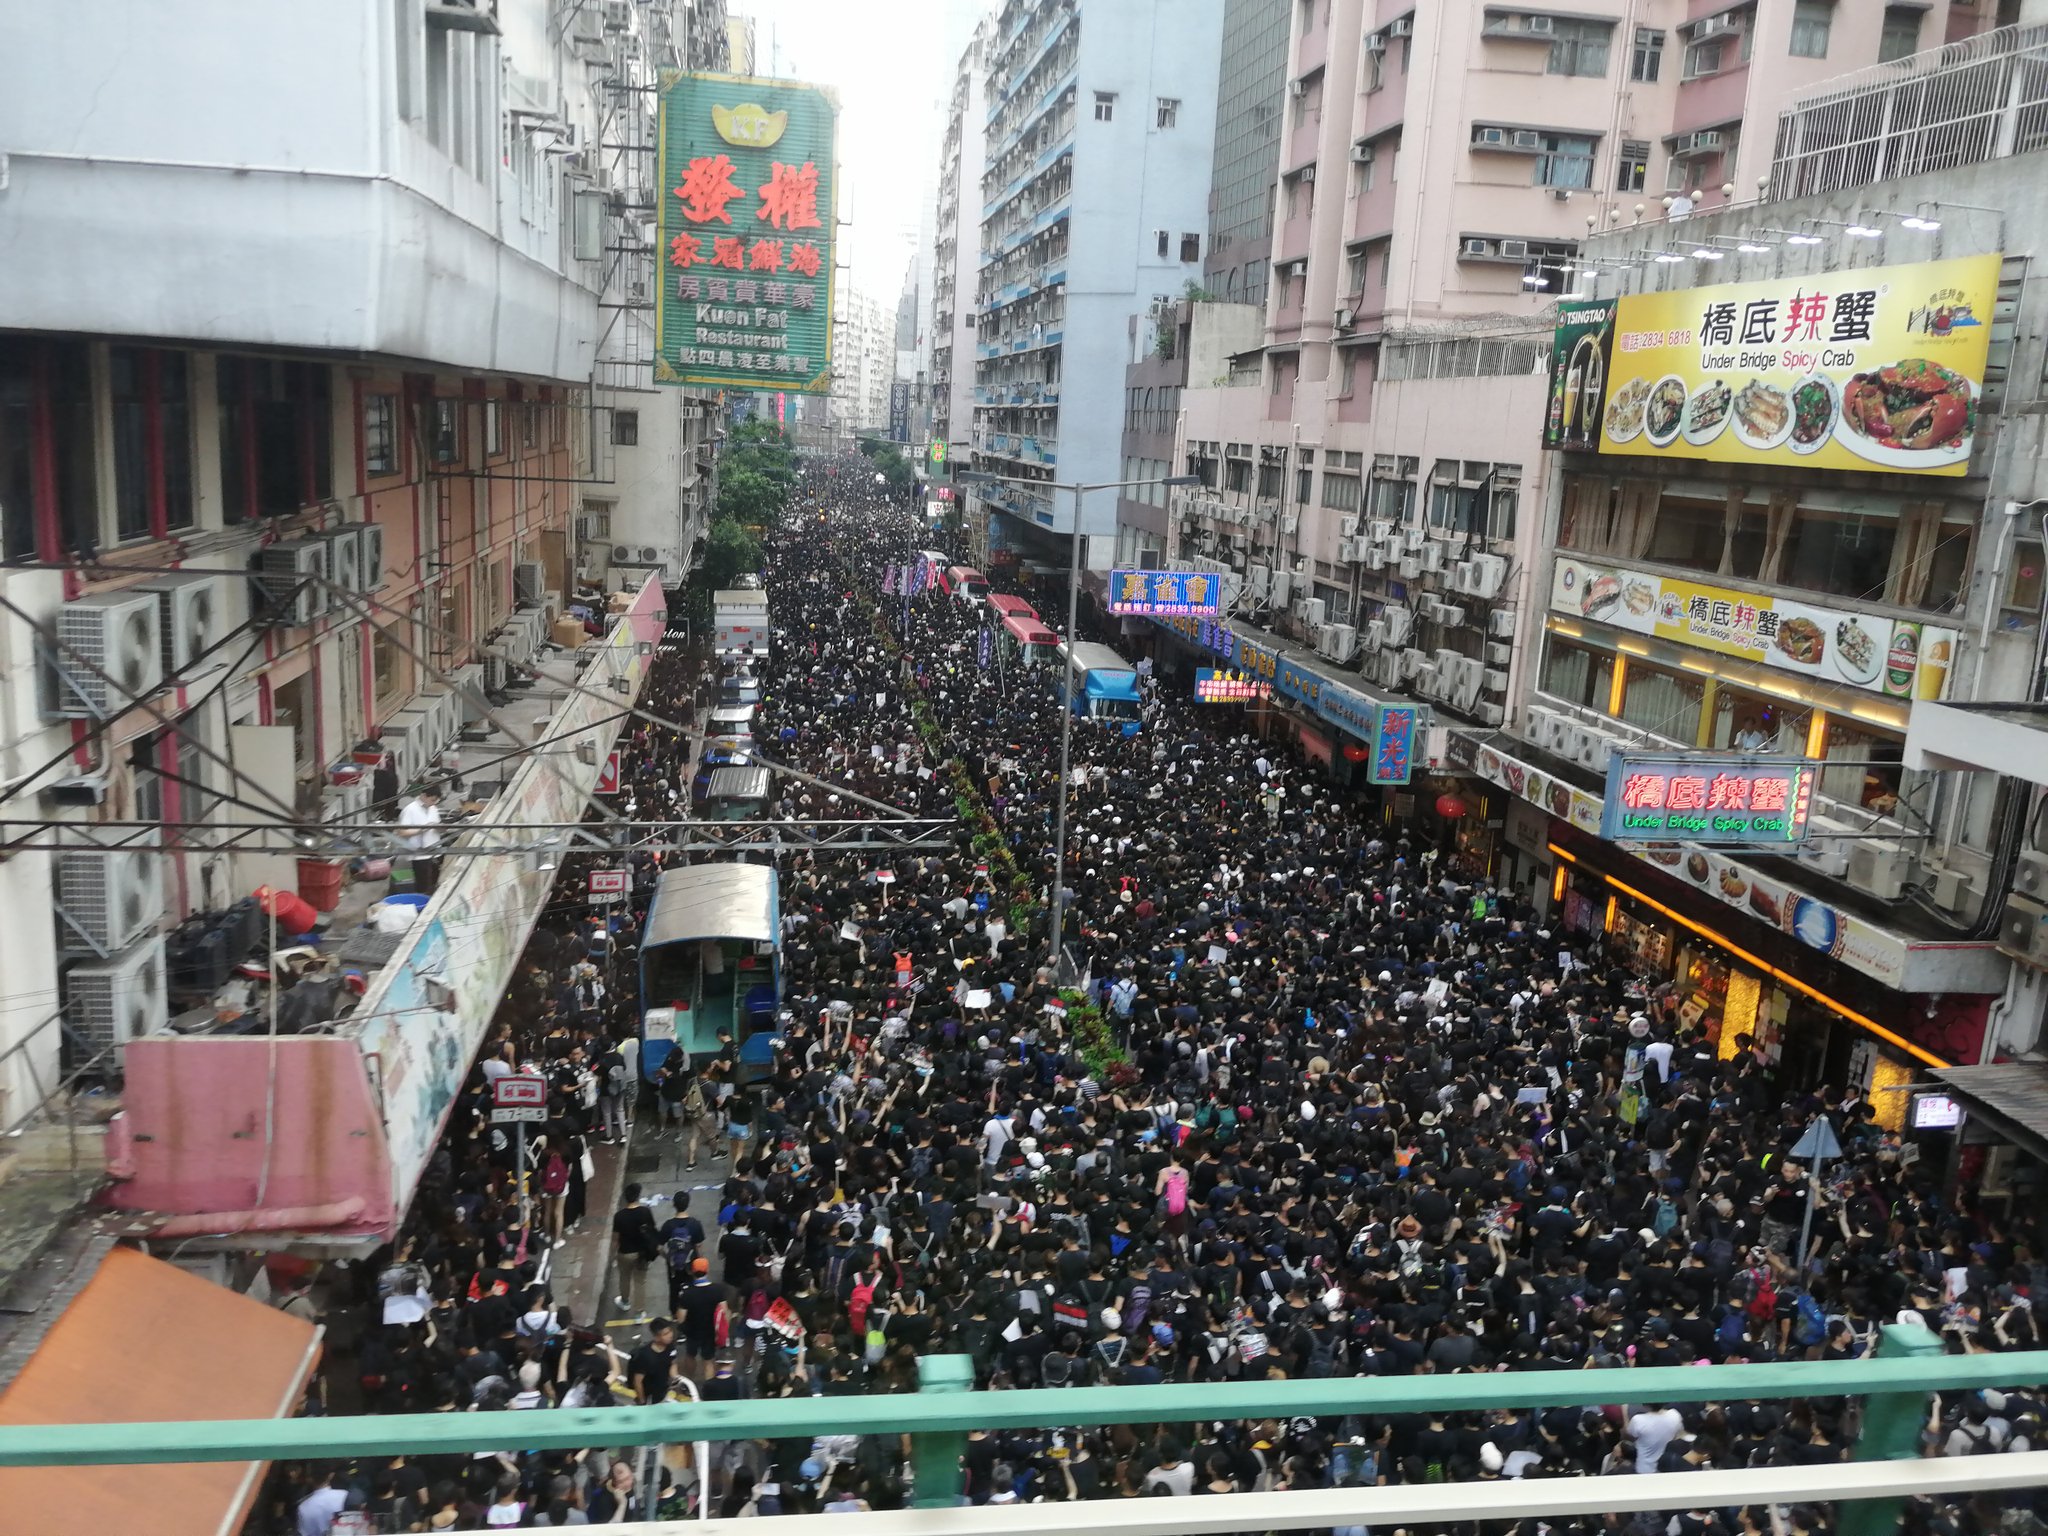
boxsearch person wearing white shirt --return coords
[398,785,445,895]
[1626,1405,1685,1473]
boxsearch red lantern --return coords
[1343,743,1371,763]
[1435,794,1468,819]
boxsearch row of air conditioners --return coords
[380,686,462,786]
[1362,650,1402,689]
[1417,597,1467,629]
[1452,553,1510,600]
[252,524,386,629]
[1524,704,1629,771]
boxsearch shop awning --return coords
[1932,1061,2048,1164]
[0,1245,321,1536]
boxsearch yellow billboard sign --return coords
[1549,254,1999,477]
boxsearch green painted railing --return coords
[2,1335,2040,1524]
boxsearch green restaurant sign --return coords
[654,72,837,394]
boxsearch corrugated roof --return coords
[644,862,778,947]
[1932,1061,2048,1162]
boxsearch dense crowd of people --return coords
[278,456,2044,1535]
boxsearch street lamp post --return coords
[958,469,1200,978]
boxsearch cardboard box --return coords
[552,618,587,650]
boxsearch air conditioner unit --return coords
[1365,619,1387,652]
[1399,647,1427,679]
[1694,14,1734,38]
[1420,543,1447,573]
[57,851,166,957]
[1686,130,1724,153]
[1318,623,1358,663]
[1413,662,1439,693]
[1524,13,1555,34]
[1849,842,1911,902]
[1248,562,1272,596]
[1508,133,1540,152]
[1799,815,1856,879]
[1269,572,1293,605]
[515,561,548,606]
[1483,668,1509,693]
[1364,34,1386,54]
[1350,143,1376,165]
[1282,513,1300,535]
[252,539,330,628]
[1471,129,1506,150]
[1485,642,1512,666]
[1301,598,1327,628]
[1488,607,1518,639]
[316,526,363,600]
[357,523,386,594]
[2001,894,2048,957]
[1474,702,1505,726]
[1438,603,1467,628]
[1334,307,1357,333]
[1398,554,1422,580]
[64,936,168,1059]
[1452,561,1478,595]
[1289,78,1309,98]
[45,590,165,720]
[1388,17,1412,37]
[1524,706,1564,753]
[1470,553,1509,599]
[482,650,514,695]
[1364,542,1389,570]
[1384,605,1414,646]
[2015,849,2048,900]
[1498,238,1531,258]
[1338,516,1362,540]
[136,573,225,678]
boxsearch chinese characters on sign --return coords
[1194,669,1271,703]
[655,73,837,393]
[1598,754,1816,844]
[1107,569,1222,617]
[1371,706,1416,786]
[1547,254,1999,478]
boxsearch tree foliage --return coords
[701,517,763,589]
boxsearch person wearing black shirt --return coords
[626,1319,677,1404]
[611,1183,662,1318]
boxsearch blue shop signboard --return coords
[1317,681,1379,744]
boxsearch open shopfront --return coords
[1550,832,1955,1127]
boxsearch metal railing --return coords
[1769,20,2048,200]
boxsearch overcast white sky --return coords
[736,0,989,302]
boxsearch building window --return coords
[1156,229,1170,258]
[1338,349,1358,397]
[1547,19,1612,77]
[1321,451,1363,510]
[1156,97,1179,128]
[110,347,194,543]
[522,400,538,449]
[1533,134,1597,190]
[1820,718,1905,813]
[1616,140,1650,193]
[217,355,332,525]
[431,397,461,464]
[1684,38,1726,78]
[485,398,503,457]
[1366,46,1384,92]
[1620,662,1705,744]
[613,408,640,446]
[1346,248,1369,293]
[1541,637,1615,712]
[1631,27,1664,82]
[1879,5,1921,62]
[1093,91,1116,122]
[364,393,399,476]
[1295,448,1314,504]
[1789,1,1831,58]
[1180,233,1200,263]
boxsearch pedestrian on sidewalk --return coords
[610,1182,661,1319]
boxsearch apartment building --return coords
[586,0,731,592]
[0,0,697,1132]
[967,0,1224,563]
[830,289,898,441]
[933,17,998,494]
[1156,0,1996,733]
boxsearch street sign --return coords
[588,869,629,904]
[491,1105,547,1125]
[596,750,621,795]
[1791,1116,1844,1161]
[493,1074,548,1109]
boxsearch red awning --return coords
[0,1245,322,1536]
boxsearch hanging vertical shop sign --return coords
[655,72,838,394]
[1370,705,1417,786]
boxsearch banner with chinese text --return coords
[1370,705,1416,786]
[1552,254,1999,476]
[1550,556,1956,700]
[1108,569,1222,616]
[1194,669,1270,703]
[655,72,837,393]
